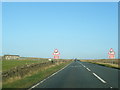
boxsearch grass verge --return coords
[89,62,119,69]
[81,60,120,69]
[3,61,72,88]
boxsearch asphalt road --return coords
[31,61,119,88]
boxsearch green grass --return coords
[3,61,72,88]
[0,60,1,72]
[2,59,49,72]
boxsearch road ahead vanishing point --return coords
[30,61,119,89]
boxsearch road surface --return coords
[31,61,119,88]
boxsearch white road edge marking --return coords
[93,73,106,83]
[86,68,91,71]
[28,63,71,90]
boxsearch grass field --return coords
[2,59,49,72]
[80,59,120,69]
[2,58,72,88]
[3,60,72,88]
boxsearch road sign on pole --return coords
[53,49,60,59]
[108,48,115,59]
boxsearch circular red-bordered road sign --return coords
[108,48,115,59]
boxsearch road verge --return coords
[80,59,120,69]
[2,60,72,88]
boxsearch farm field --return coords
[2,58,49,72]
[2,59,72,88]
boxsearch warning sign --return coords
[108,48,115,59]
[53,49,60,59]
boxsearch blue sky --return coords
[2,2,118,59]
[2,0,119,2]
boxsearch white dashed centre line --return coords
[93,73,106,83]
[78,62,113,87]
[86,68,91,71]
